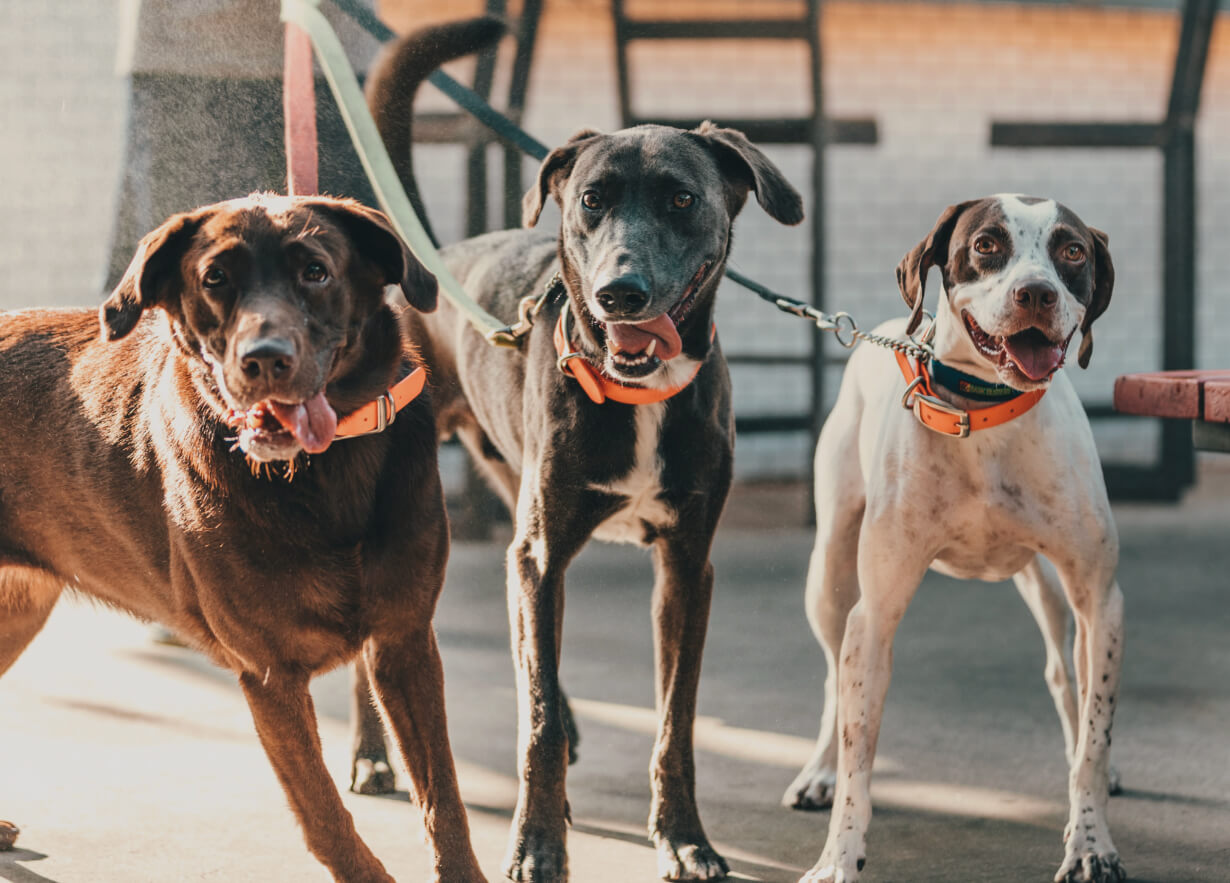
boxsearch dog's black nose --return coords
[1012,279,1059,311]
[239,338,297,382]
[595,274,650,316]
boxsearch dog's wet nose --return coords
[1012,279,1059,312]
[595,273,650,316]
[239,338,297,383]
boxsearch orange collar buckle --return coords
[896,352,1045,437]
[553,307,709,406]
[334,365,427,439]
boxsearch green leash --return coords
[280,0,521,346]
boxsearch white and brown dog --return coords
[783,195,1124,883]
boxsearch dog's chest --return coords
[590,403,674,546]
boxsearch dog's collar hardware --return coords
[553,305,711,405]
[334,365,427,439]
[487,273,565,347]
[896,352,1044,438]
[929,359,1024,402]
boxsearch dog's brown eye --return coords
[973,236,998,255]
[303,262,329,283]
[1063,243,1086,263]
[202,267,228,288]
[672,191,694,210]
[581,190,602,211]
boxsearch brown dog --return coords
[0,193,484,883]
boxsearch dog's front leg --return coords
[802,528,926,883]
[239,669,393,883]
[646,535,729,881]
[503,482,603,883]
[366,628,488,883]
[1052,563,1125,883]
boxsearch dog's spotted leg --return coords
[784,449,864,812]
[1014,557,1081,765]
[349,662,396,795]
[1052,567,1125,883]
[647,536,729,882]
[366,628,488,883]
[802,530,926,883]
[239,668,394,883]
[1014,557,1123,796]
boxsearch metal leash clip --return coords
[487,273,562,348]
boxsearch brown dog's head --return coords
[522,122,803,388]
[102,193,436,463]
[896,194,1114,391]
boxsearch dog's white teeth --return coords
[646,339,657,358]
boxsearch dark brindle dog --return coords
[0,193,485,883]
[361,22,804,882]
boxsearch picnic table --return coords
[1113,370,1230,452]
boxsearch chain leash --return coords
[770,298,936,362]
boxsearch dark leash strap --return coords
[332,0,550,161]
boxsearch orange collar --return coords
[335,365,427,438]
[895,351,1045,438]
[553,309,710,405]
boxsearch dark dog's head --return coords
[102,193,437,463]
[523,122,803,387]
[897,194,1114,391]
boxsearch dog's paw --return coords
[1054,850,1126,883]
[0,820,18,851]
[349,757,396,795]
[654,835,729,881]
[783,766,837,810]
[798,856,864,883]
[502,829,568,882]
[1107,765,1123,796]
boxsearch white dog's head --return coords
[896,194,1114,391]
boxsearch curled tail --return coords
[365,16,506,247]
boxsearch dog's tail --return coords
[365,17,507,247]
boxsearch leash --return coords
[282,0,520,346]
[280,13,428,442]
[751,285,1049,436]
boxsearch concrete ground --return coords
[2,479,1228,883]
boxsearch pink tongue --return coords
[606,313,683,361]
[1003,337,1065,382]
[269,392,338,454]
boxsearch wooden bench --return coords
[1113,370,1230,452]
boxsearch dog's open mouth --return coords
[962,310,1068,382]
[603,263,709,376]
[227,391,338,457]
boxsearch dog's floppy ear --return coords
[691,121,804,226]
[896,201,975,335]
[1077,227,1114,369]
[522,128,602,228]
[101,209,206,341]
[314,198,439,312]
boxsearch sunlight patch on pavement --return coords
[569,696,901,773]
[569,696,1063,824]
